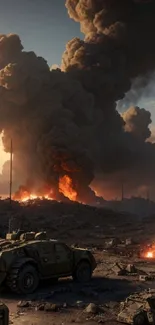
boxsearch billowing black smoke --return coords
[0,0,155,202]
[62,0,155,199]
[0,34,97,202]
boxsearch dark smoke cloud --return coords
[0,36,97,203]
[61,0,155,198]
[0,0,155,203]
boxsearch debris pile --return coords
[108,263,138,276]
[117,289,155,324]
[139,274,155,282]
[104,237,142,258]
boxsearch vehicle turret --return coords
[6,230,25,240]
[5,231,47,241]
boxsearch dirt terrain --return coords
[1,253,155,325]
[0,199,144,244]
[0,199,155,324]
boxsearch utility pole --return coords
[121,183,124,201]
[9,139,13,205]
[9,139,13,233]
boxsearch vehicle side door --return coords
[34,241,57,277]
[54,243,73,275]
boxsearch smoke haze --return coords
[0,1,155,202]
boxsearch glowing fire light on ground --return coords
[13,187,54,202]
[59,175,77,201]
[146,251,154,258]
[20,194,51,202]
[12,175,78,203]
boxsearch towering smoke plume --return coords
[0,34,96,203]
[62,0,155,199]
[0,1,155,202]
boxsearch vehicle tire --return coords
[73,261,92,283]
[133,311,149,325]
[6,264,39,294]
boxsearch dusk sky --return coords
[0,0,155,171]
[0,0,83,66]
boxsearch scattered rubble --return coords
[108,263,137,276]
[117,289,155,324]
[85,303,98,314]
[107,262,152,278]
[44,303,59,312]
[1,201,155,325]
[126,264,137,274]
[76,301,86,308]
[139,274,155,282]
[18,301,60,312]
[35,304,45,311]
[17,301,31,308]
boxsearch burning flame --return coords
[20,194,51,202]
[13,186,54,202]
[12,175,78,203]
[146,251,153,258]
[59,175,77,201]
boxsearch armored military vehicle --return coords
[117,289,155,324]
[0,231,96,294]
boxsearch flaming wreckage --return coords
[0,231,96,294]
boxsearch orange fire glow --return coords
[12,175,78,203]
[13,187,54,203]
[20,194,51,202]
[146,251,153,258]
[59,175,77,201]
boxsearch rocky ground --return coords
[1,253,155,325]
[0,198,144,244]
[0,199,155,324]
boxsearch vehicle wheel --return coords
[6,264,39,294]
[133,311,149,325]
[73,261,92,283]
